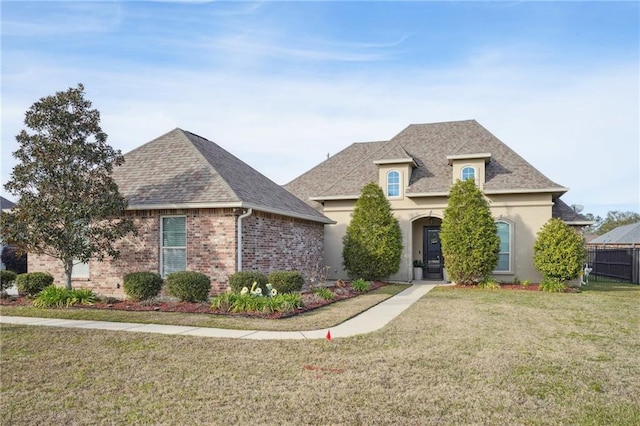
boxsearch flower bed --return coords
[1,281,388,319]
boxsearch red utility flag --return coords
[326,330,332,341]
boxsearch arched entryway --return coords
[411,216,443,280]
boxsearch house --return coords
[587,222,640,248]
[28,129,333,296]
[285,119,588,283]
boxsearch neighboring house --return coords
[286,119,589,283]
[29,129,333,296]
[587,222,640,248]
[1,196,17,270]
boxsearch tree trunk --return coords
[64,259,74,290]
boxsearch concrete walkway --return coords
[0,282,441,340]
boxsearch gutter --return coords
[236,208,253,272]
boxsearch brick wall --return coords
[241,211,324,284]
[27,208,325,298]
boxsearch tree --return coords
[342,182,403,280]
[440,179,499,285]
[533,218,586,283]
[0,84,136,289]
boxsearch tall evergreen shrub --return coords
[440,179,499,285]
[342,182,403,280]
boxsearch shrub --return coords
[33,286,96,308]
[166,271,211,302]
[268,271,304,294]
[228,271,268,294]
[478,278,500,290]
[1,270,17,292]
[540,278,567,293]
[351,278,371,292]
[1,246,27,274]
[123,272,163,301]
[522,279,531,288]
[440,179,499,285]
[512,276,521,285]
[16,272,54,296]
[342,182,403,280]
[313,287,335,300]
[534,218,586,284]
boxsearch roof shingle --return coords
[286,120,567,203]
[114,129,331,223]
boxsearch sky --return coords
[1,1,638,219]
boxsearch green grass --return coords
[0,284,408,331]
[1,281,639,424]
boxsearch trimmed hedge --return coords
[166,271,211,302]
[16,272,54,296]
[228,271,268,294]
[1,270,17,292]
[268,271,304,294]
[123,272,163,301]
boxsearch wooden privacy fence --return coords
[586,247,640,284]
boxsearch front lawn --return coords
[1,282,639,424]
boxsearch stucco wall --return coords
[321,192,553,283]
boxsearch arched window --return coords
[495,220,511,272]
[461,166,475,181]
[387,170,400,197]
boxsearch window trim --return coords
[461,166,476,182]
[160,215,187,278]
[386,170,401,198]
[494,219,513,274]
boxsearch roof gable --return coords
[114,129,331,223]
[286,120,567,201]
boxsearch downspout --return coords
[237,208,253,272]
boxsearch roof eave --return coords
[405,192,451,198]
[373,158,418,167]
[563,220,595,226]
[309,195,360,202]
[484,187,569,196]
[125,201,334,224]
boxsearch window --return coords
[387,170,400,197]
[71,260,90,279]
[461,166,475,181]
[161,216,186,277]
[495,221,511,272]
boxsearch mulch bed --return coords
[1,281,388,319]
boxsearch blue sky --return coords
[1,1,638,218]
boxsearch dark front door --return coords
[423,226,443,280]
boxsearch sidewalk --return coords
[0,282,441,340]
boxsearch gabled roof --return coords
[113,128,332,223]
[552,199,593,225]
[285,120,567,204]
[1,196,16,211]
[589,222,640,245]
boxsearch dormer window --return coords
[461,166,475,181]
[387,170,400,197]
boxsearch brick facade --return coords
[28,208,324,298]
[241,210,325,283]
